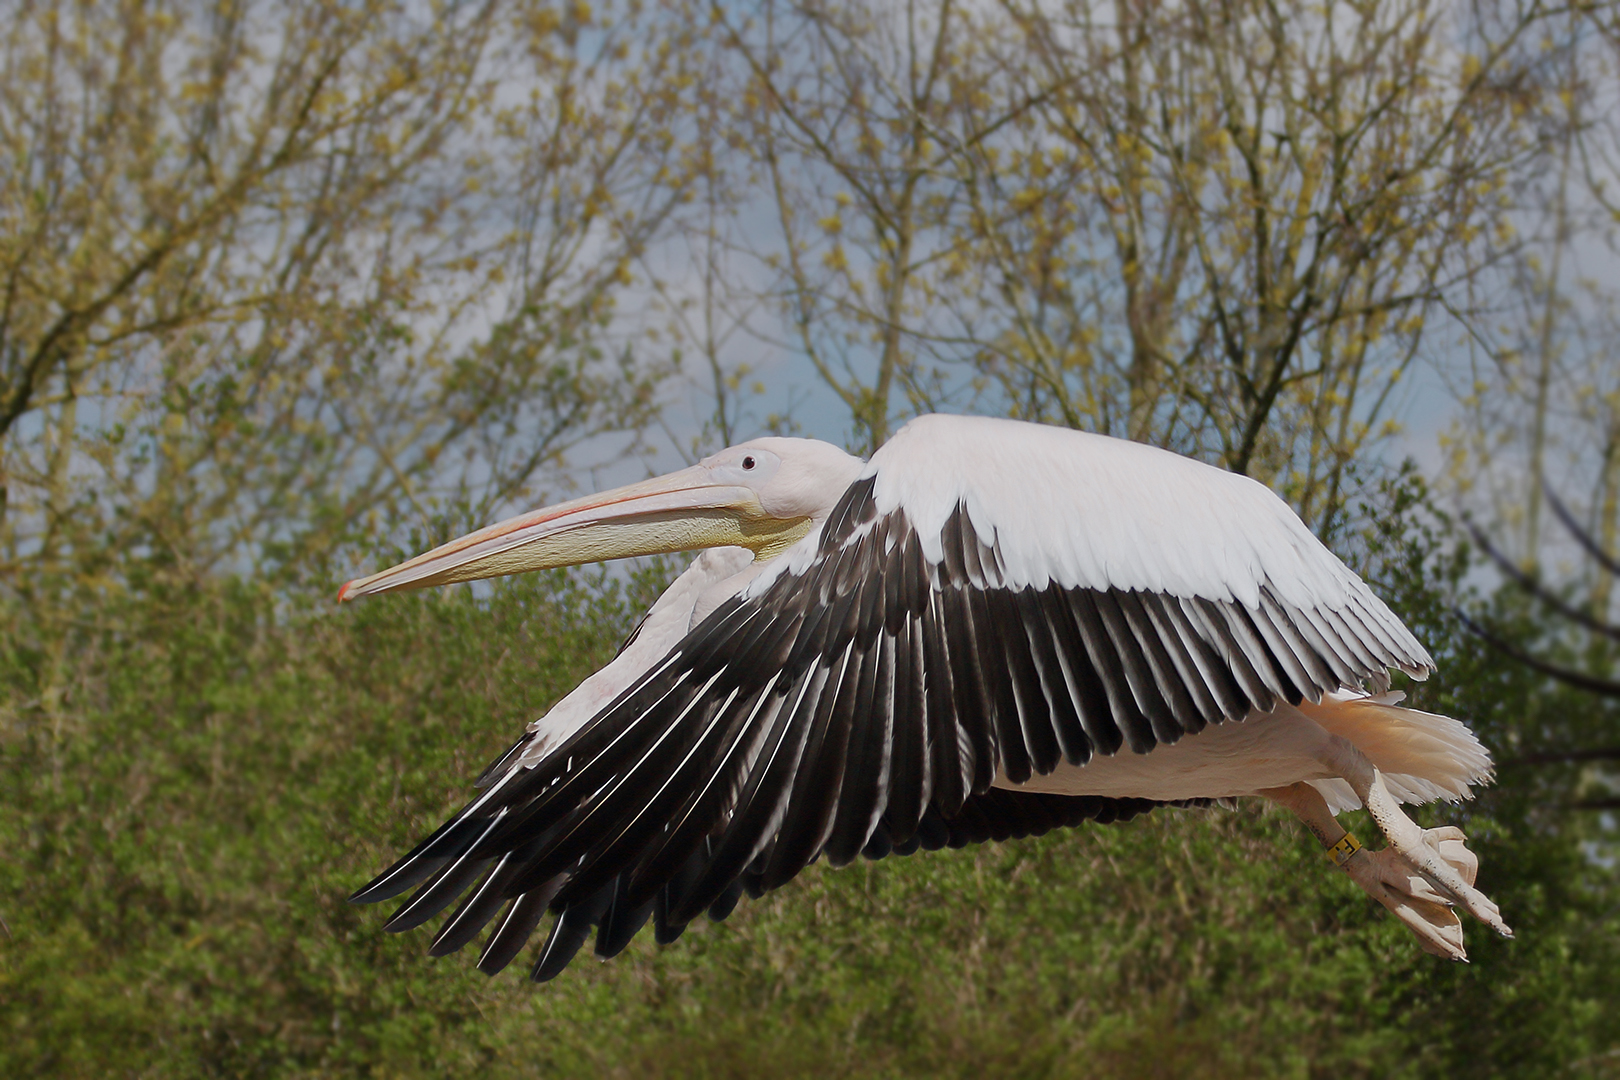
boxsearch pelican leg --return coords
[1313,734,1511,941]
[1261,779,1493,961]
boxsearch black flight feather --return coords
[354,473,1399,984]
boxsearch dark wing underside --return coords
[351,476,1420,981]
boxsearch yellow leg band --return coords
[1326,833,1362,867]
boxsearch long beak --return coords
[338,467,812,602]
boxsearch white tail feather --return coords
[1301,691,1493,811]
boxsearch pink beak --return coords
[337,466,786,602]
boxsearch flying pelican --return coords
[339,414,1509,980]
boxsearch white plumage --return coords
[879,416,1372,607]
[339,414,1510,979]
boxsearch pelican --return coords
[339,414,1510,980]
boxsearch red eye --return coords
[742,456,756,470]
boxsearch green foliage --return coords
[1,492,1617,1079]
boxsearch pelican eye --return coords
[742,456,756,470]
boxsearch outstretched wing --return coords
[352,415,1429,980]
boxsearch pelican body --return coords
[340,415,1508,979]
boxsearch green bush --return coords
[2,491,1616,1078]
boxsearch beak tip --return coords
[336,580,356,604]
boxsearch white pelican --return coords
[340,414,1509,979]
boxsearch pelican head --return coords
[338,437,865,602]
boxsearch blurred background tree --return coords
[0,0,702,594]
[984,0,1547,533]
[0,0,1616,1076]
